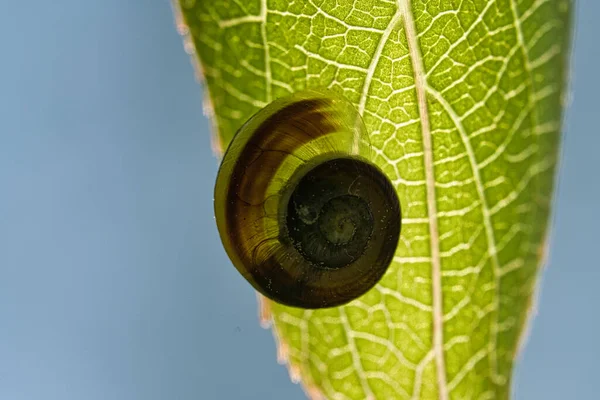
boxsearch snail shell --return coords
[214,89,401,309]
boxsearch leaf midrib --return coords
[394,1,448,399]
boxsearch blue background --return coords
[0,1,595,399]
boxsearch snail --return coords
[214,89,401,309]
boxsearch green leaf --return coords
[175,0,572,398]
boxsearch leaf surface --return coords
[176,0,571,398]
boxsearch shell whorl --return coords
[214,89,401,309]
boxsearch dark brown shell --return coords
[214,89,401,309]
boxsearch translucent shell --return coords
[214,89,401,309]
